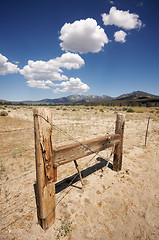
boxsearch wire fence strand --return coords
[0,127,34,134]
[0,168,36,186]
[1,112,116,231]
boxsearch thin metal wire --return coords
[37,139,115,222]
[34,113,116,165]
[0,127,34,134]
[0,208,36,232]
[1,195,35,220]
[0,147,35,158]
[0,113,115,226]
[0,191,34,207]
[0,168,36,186]
[0,137,34,147]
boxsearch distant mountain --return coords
[1,91,159,105]
[39,94,113,104]
[116,91,159,101]
[37,91,159,104]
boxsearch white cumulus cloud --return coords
[27,80,51,89]
[20,52,85,82]
[114,30,127,43]
[0,53,19,75]
[59,18,109,54]
[102,6,143,30]
[54,77,90,93]
[20,53,89,93]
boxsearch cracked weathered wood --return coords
[34,108,56,230]
[113,113,125,172]
[53,134,120,167]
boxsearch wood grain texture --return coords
[53,134,120,167]
[113,113,125,172]
[34,108,55,230]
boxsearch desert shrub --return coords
[57,218,72,239]
[126,108,134,113]
[122,107,128,111]
[56,107,60,110]
[72,109,76,111]
[100,109,104,112]
[0,110,8,116]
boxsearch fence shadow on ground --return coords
[33,158,113,210]
[55,158,113,194]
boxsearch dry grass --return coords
[0,105,159,240]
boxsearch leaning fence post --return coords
[113,113,125,172]
[33,108,56,230]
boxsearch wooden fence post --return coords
[113,113,125,172]
[145,117,150,146]
[33,108,57,230]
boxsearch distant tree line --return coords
[0,99,159,107]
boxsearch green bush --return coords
[126,108,134,113]
[122,107,128,111]
[0,110,8,116]
[100,109,104,112]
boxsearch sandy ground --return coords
[0,106,159,240]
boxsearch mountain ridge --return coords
[1,91,159,104]
[35,91,159,104]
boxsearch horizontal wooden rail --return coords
[53,134,120,167]
[34,108,125,230]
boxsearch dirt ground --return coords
[0,105,159,240]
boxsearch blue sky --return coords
[0,0,159,101]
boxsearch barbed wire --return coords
[33,113,116,221]
[0,168,36,186]
[0,147,35,158]
[1,195,36,220]
[0,190,34,207]
[0,137,34,147]
[0,127,34,134]
[1,112,116,231]
[1,207,36,232]
[38,147,114,222]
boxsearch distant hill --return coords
[116,91,159,101]
[33,91,159,104]
[1,91,159,106]
[39,94,113,104]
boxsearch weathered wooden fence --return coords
[33,108,125,230]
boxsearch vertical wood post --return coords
[33,108,57,230]
[145,117,150,146]
[113,113,125,172]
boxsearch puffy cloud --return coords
[59,18,109,54]
[20,52,84,82]
[54,78,90,93]
[27,77,90,94]
[102,6,143,30]
[27,80,51,89]
[56,52,85,70]
[0,53,19,75]
[114,30,127,43]
[20,53,89,93]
